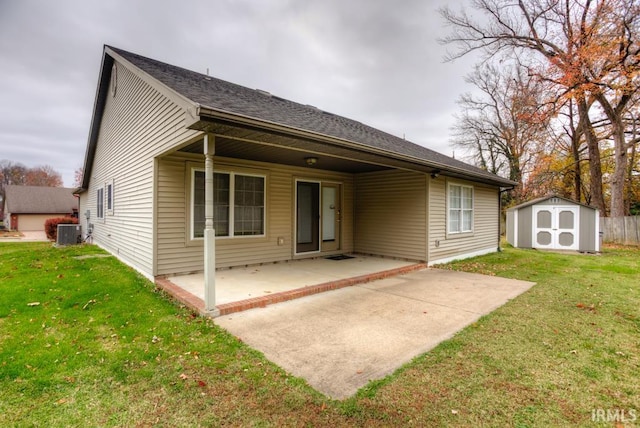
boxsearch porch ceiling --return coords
[179,135,389,173]
[179,120,443,175]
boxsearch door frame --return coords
[532,205,579,250]
[321,183,341,252]
[294,179,342,256]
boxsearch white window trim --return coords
[447,182,474,235]
[96,187,104,220]
[106,179,114,215]
[190,168,266,241]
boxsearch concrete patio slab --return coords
[169,255,417,305]
[215,268,535,400]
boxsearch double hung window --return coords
[448,184,473,234]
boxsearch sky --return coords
[0,0,479,187]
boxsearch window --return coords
[97,187,104,219]
[106,179,114,215]
[111,64,117,97]
[192,169,265,239]
[448,183,473,234]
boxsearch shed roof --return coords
[507,195,598,212]
[81,45,516,189]
[4,185,78,214]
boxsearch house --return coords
[506,195,600,252]
[3,185,78,232]
[76,46,516,313]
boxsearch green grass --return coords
[1,242,638,426]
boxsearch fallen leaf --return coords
[197,380,206,387]
[179,373,188,380]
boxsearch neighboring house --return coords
[506,195,600,252]
[76,46,515,312]
[3,185,78,232]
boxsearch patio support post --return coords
[204,134,219,316]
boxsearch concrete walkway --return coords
[216,268,535,399]
[0,231,49,242]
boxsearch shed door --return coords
[532,206,579,250]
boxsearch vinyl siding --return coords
[428,177,499,263]
[579,205,597,252]
[79,61,199,278]
[517,205,533,248]
[354,170,427,261]
[156,154,354,275]
[506,210,515,246]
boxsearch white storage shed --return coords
[506,195,600,253]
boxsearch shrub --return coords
[44,217,79,241]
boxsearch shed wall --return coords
[579,205,597,252]
[506,210,515,245]
[517,205,533,248]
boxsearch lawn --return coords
[0,242,638,427]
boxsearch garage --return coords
[506,195,600,253]
[13,214,58,232]
[3,185,78,233]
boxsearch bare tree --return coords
[0,160,28,206]
[451,63,551,203]
[25,165,63,187]
[441,0,640,216]
[0,160,63,209]
[73,167,84,188]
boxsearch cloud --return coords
[0,0,477,186]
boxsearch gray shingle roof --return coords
[507,195,597,211]
[107,46,514,186]
[4,185,78,214]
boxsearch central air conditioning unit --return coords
[57,224,82,245]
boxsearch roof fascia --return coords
[80,47,200,190]
[80,49,113,189]
[104,46,197,113]
[508,194,597,211]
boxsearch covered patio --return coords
[155,254,425,316]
